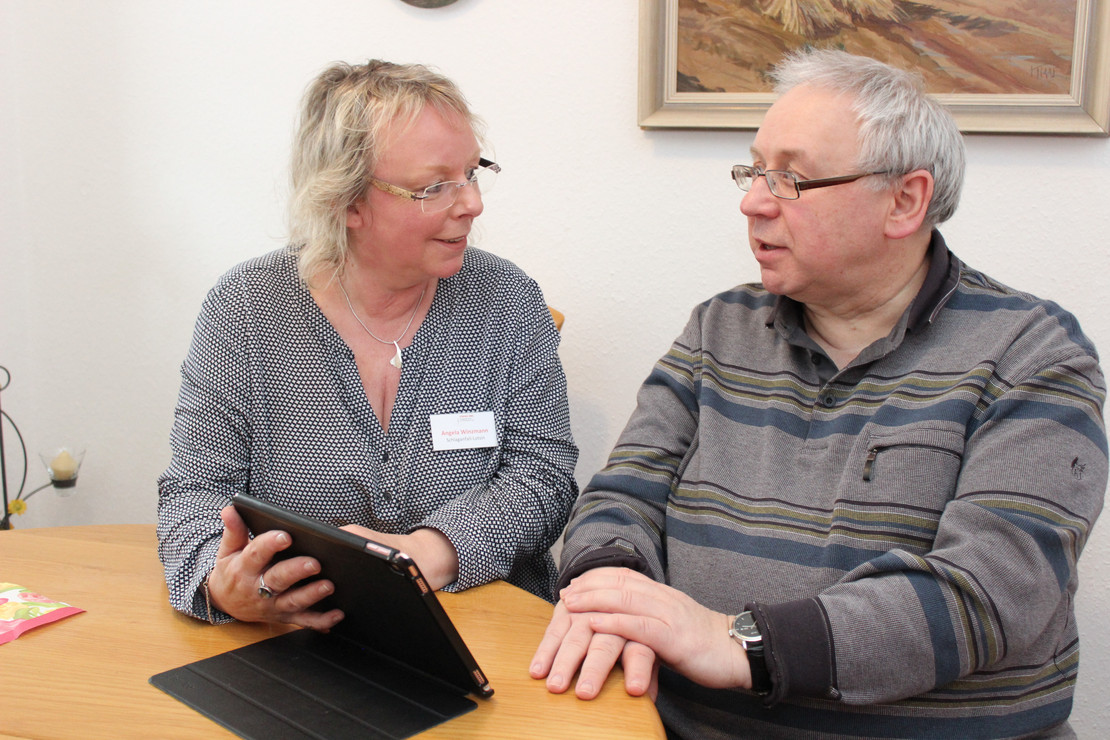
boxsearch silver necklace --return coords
[338,279,427,369]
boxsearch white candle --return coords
[50,450,78,480]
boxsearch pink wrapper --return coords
[0,582,84,645]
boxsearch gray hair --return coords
[770,49,965,228]
[288,60,482,284]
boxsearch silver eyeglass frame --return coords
[732,164,889,200]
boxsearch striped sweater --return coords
[559,233,1106,739]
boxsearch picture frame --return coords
[639,0,1110,136]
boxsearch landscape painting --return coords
[678,0,1076,96]
[638,0,1110,134]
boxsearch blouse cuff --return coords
[193,573,234,625]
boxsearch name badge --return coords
[430,411,499,451]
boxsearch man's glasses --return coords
[731,164,887,200]
[370,158,501,213]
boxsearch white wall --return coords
[2,0,1107,734]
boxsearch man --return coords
[531,49,1106,738]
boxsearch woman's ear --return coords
[346,200,370,230]
[885,169,933,240]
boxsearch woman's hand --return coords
[341,524,460,591]
[559,567,751,690]
[206,505,344,630]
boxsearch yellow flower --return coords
[8,499,27,516]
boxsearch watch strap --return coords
[730,611,772,695]
[746,643,772,695]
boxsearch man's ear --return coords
[885,169,933,240]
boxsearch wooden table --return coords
[0,525,663,739]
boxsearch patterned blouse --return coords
[157,247,579,622]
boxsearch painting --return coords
[639,0,1110,135]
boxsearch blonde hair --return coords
[288,60,481,284]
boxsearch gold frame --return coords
[638,0,1110,136]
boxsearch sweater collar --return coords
[767,230,961,335]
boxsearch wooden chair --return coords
[548,306,565,332]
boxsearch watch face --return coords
[732,612,761,640]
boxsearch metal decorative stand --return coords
[1,365,83,530]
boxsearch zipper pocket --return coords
[863,443,963,481]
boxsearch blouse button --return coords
[821,395,836,408]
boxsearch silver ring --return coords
[257,573,276,599]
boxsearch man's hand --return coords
[530,599,659,700]
[559,567,751,690]
[206,505,343,630]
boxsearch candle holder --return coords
[39,447,85,492]
[1,365,86,529]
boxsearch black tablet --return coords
[230,492,493,699]
[152,494,495,738]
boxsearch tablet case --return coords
[150,493,493,740]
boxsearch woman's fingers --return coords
[276,578,343,631]
[209,505,338,628]
[217,505,250,557]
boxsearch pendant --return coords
[390,341,403,369]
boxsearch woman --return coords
[157,60,578,630]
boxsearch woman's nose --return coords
[452,180,484,216]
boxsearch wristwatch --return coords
[729,611,771,695]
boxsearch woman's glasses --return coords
[370,158,501,213]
